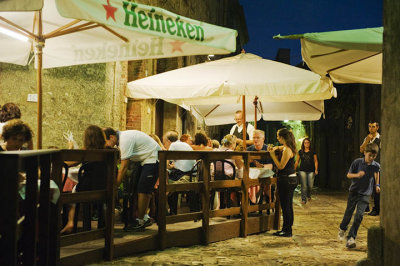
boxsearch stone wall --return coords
[0,62,126,148]
[380,0,400,264]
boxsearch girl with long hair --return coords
[267,128,297,237]
[294,138,319,204]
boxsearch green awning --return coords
[274,27,383,52]
[273,27,383,84]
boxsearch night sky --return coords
[239,0,383,65]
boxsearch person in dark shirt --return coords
[360,121,381,216]
[338,143,380,249]
[294,138,318,204]
[268,128,297,237]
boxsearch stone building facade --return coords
[0,0,247,148]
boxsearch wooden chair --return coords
[73,161,107,232]
[211,160,238,210]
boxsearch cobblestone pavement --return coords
[90,191,380,265]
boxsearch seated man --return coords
[163,131,196,215]
[247,129,273,205]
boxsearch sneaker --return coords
[368,210,379,216]
[338,229,346,241]
[346,237,356,248]
[124,218,152,232]
[273,230,292,237]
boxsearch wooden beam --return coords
[157,152,167,250]
[46,23,99,39]
[166,212,203,224]
[60,229,105,247]
[100,24,129,43]
[0,16,37,40]
[43,19,81,39]
[60,190,107,205]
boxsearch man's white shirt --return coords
[119,130,161,165]
[169,141,196,172]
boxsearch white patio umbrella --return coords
[190,99,324,126]
[127,52,336,141]
[0,0,237,148]
[274,27,383,84]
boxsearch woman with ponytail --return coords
[267,128,297,237]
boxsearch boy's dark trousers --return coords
[339,191,369,239]
[371,179,380,214]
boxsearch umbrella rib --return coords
[100,24,129,43]
[44,19,81,39]
[45,23,99,39]
[302,101,322,113]
[258,101,263,113]
[310,49,347,58]
[326,52,381,73]
[205,105,220,118]
[0,16,38,40]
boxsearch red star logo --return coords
[170,40,185,53]
[103,0,118,22]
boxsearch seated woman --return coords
[1,119,59,221]
[191,131,213,151]
[0,119,32,152]
[212,134,243,209]
[215,134,244,176]
[0,103,33,149]
[61,125,107,234]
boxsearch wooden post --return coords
[240,153,249,237]
[0,155,19,266]
[50,151,63,266]
[157,151,167,250]
[242,95,247,147]
[36,10,44,149]
[23,156,39,266]
[38,154,51,265]
[104,151,117,260]
[201,155,211,245]
[253,96,258,129]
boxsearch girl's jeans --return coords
[298,171,315,202]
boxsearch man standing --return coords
[230,110,255,147]
[104,128,161,230]
[163,131,196,215]
[360,121,381,155]
[359,121,381,216]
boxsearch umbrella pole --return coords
[242,95,246,148]
[36,10,43,149]
[253,96,258,129]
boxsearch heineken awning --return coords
[0,0,237,148]
[274,27,383,84]
[0,0,237,68]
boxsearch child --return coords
[338,143,380,248]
